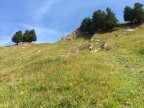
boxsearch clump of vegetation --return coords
[105,8,118,31]
[92,8,118,33]
[124,2,144,24]
[12,30,23,45]
[79,17,93,34]
[80,7,118,36]
[80,8,118,34]
[12,29,37,45]
[80,2,144,39]
[139,48,144,55]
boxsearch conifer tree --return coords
[105,8,118,31]
[22,30,29,42]
[124,6,134,23]
[92,10,106,32]
[22,29,37,43]
[12,31,23,45]
[133,3,144,23]
[124,3,144,24]
[80,17,92,34]
[28,29,37,42]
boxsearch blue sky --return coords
[0,0,144,46]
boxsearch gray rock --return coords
[95,40,100,42]
[90,38,94,42]
[101,42,108,49]
[62,36,73,41]
[95,42,99,44]
[62,37,66,40]
[67,37,73,41]
[89,44,94,51]
[95,40,100,44]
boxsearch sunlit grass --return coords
[0,25,144,107]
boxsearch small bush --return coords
[139,48,144,55]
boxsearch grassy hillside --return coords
[0,25,144,108]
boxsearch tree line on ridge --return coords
[11,2,144,45]
[79,2,144,36]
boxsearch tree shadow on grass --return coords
[75,29,94,40]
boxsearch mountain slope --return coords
[0,25,144,108]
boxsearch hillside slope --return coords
[0,25,144,108]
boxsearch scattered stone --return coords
[126,29,135,31]
[94,48,100,52]
[62,37,66,40]
[101,42,109,49]
[67,37,73,41]
[94,50,98,52]
[72,31,77,38]
[90,38,94,42]
[62,36,73,41]
[89,44,94,51]
[95,40,100,42]
[103,43,108,48]
[90,48,100,53]
[95,42,99,44]
[37,50,41,54]
[73,31,76,36]
[95,40,100,44]
[104,43,108,48]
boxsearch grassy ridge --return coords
[0,25,144,107]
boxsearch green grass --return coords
[0,25,144,108]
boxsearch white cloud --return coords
[33,0,58,24]
[21,24,67,43]
[21,24,61,35]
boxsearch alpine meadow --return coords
[0,1,144,108]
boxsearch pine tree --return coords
[124,6,134,23]
[124,3,144,24]
[22,30,29,42]
[12,31,23,45]
[28,29,37,42]
[80,17,92,34]
[105,8,118,31]
[133,3,144,23]
[22,29,37,43]
[92,10,106,32]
